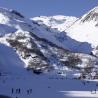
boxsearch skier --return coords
[16,88,21,94]
[27,89,32,95]
[11,88,14,94]
[95,89,96,94]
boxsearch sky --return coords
[0,0,98,18]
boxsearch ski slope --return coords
[0,44,29,76]
[0,74,98,98]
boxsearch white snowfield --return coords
[32,15,77,32]
[66,18,98,49]
[0,74,98,98]
[66,6,98,53]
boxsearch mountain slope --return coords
[0,6,98,98]
[0,7,97,80]
[32,6,98,55]
[31,15,92,53]
[66,6,98,55]
[32,15,77,32]
[0,8,79,52]
[31,15,96,54]
[0,44,29,76]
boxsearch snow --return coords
[66,6,98,53]
[0,37,97,98]
[31,6,98,54]
[67,20,98,47]
[32,15,77,32]
[0,74,98,98]
[61,91,98,98]
[31,15,97,54]
[0,24,17,36]
[31,17,93,53]
[0,7,90,54]
[0,39,97,98]
[0,44,28,76]
[0,6,98,98]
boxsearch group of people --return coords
[91,83,98,94]
[81,81,98,94]
[11,88,32,95]
[91,89,97,94]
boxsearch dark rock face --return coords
[80,7,98,27]
[81,11,98,22]
[11,10,24,18]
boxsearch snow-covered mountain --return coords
[0,7,77,76]
[31,15,93,53]
[0,6,98,80]
[32,15,77,32]
[66,6,98,55]
[32,6,98,56]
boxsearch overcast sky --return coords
[0,0,98,18]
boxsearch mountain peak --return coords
[0,7,24,20]
[91,6,98,13]
[80,6,98,22]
